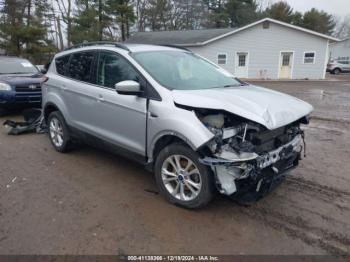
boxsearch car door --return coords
[91,51,147,156]
[343,61,350,71]
[62,51,99,131]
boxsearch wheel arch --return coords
[149,133,198,164]
[44,102,60,123]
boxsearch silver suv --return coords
[43,42,313,208]
[327,60,350,74]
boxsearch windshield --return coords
[132,51,241,90]
[0,59,39,74]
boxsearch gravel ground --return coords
[0,78,350,255]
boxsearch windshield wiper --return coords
[9,72,33,74]
[223,84,240,88]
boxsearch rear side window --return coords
[67,52,95,82]
[55,55,70,76]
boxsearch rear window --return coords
[55,55,70,76]
[67,52,95,82]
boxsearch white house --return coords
[126,18,339,79]
[330,37,350,61]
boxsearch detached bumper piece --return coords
[3,108,47,135]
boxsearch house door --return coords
[279,52,293,79]
[235,52,249,78]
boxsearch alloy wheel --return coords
[161,154,202,201]
[49,117,64,148]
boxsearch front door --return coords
[93,51,147,155]
[279,52,293,79]
[235,52,249,78]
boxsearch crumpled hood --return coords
[172,84,313,130]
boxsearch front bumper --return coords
[201,135,303,200]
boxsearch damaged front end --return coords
[196,110,307,202]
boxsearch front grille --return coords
[15,84,42,92]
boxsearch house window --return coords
[218,54,227,65]
[282,54,291,66]
[238,54,246,67]
[304,52,315,64]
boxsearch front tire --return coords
[48,111,72,152]
[154,143,214,209]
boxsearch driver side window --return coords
[97,51,140,89]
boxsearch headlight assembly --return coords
[0,82,11,91]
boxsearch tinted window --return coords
[97,51,140,88]
[68,52,95,82]
[0,59,38,74]
[55,55,70,76]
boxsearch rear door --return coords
[63,51,98,131]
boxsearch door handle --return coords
[149,112,158,118]
[97,94,104,102]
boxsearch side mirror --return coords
[115,80,143,96]
[40,68,47,74]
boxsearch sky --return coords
[265,0,350,18]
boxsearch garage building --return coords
[126,18,338,80]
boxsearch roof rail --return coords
[64,41,131,52]
[158,44,190,51]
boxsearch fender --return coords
[43,85,71,125]
[147,100,215,162]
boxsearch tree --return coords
[303,8,335,35]
[226,0,259,27]
[204,0,229,28]
[55,0,73,47]
[291,11,303,27]
[71,0,112,44]
[333,15,350,39]
[0,0,56,63]
[141,0,172,31]
[264,1,294,23]
[106,0,135,41]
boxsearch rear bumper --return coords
[0,91,42,108]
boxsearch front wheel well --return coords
[152,135,191,162]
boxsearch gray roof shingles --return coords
[125,28,235,46]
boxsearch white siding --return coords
[330,39,350,60]
[188,22,329,79]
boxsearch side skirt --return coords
[68,125,148,166]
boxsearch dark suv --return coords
[0,56,45,115]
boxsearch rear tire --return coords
[154,143,214,209]
[332,68,341,75]
[48,111,72,153]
